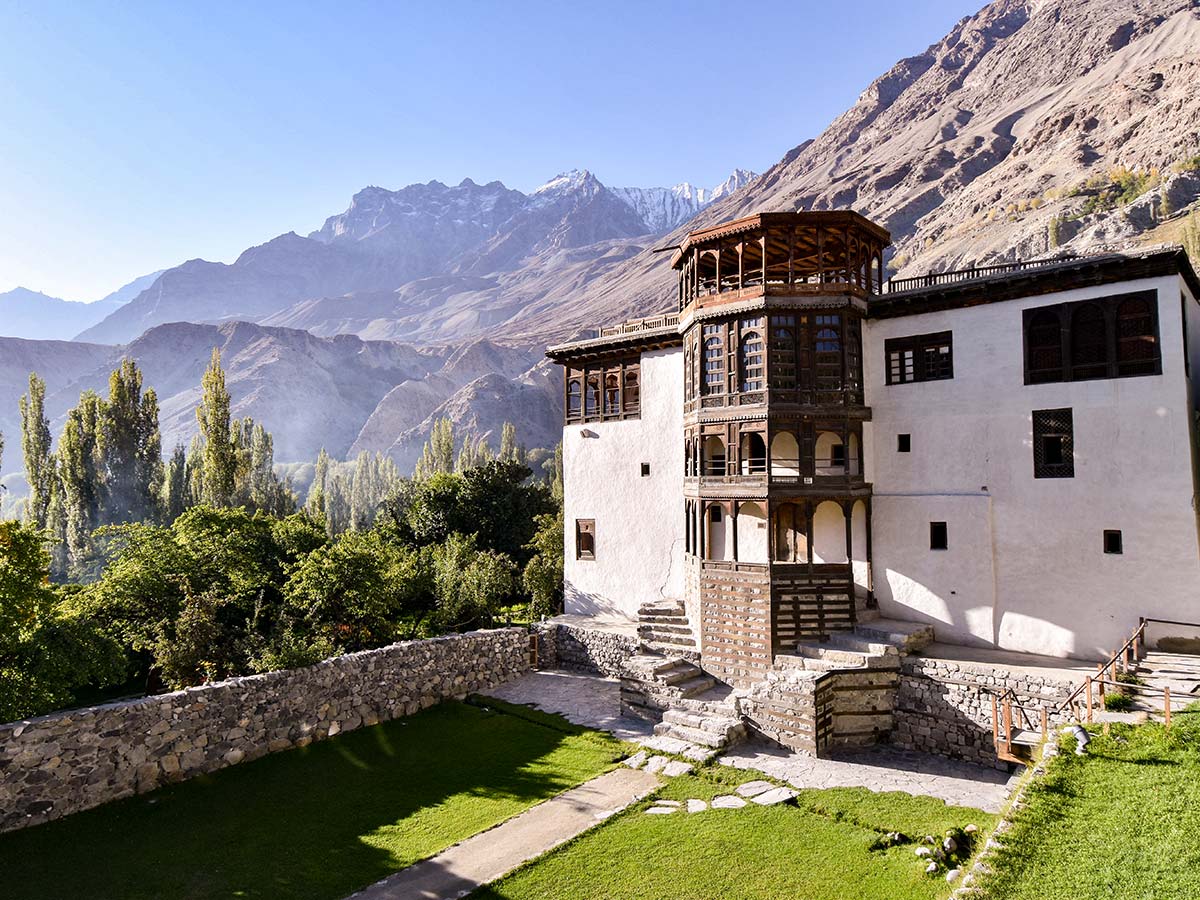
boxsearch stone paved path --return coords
[720,743,1018,813]
[488,670,1019,812]
[485,669,653,740]
[348,767,659,900]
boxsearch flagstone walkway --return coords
[348,766,659,900]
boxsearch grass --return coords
[978,705,1200,900]
[473,764,996,900]
[0,697,625,900]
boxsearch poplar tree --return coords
[161,444,188,523]
[414,418,455,479]
[58,391,105,567]
[498,421,525,464]
[196,348,236,507]
[100,359,163,524]
[19,373,54,528]
[307,448,330,520]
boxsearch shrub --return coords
[1104,692,1134,712]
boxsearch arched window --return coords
[684,348,693,400]
[1117,297,1158,375]
[815,316,841,352]
[585,376,600,417]
[739,331,764,392]
[703,331,724,395]
[1026,309,1063,383]
[1070,304,1108,380]
[604,374,620,415]
[566,380,582,419]
[623,370,639,413]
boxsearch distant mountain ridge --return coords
[0,271,162,341]
[76,168,756,346]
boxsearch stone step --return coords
[793,643,869,667]
[643,633,699,649]
[653,719,746,749]
[638,602,686,616]
[625,654,685,677]
[677,674,718,698]
[638,616,690,629]
[637,622,694,636]
[854,618,935,653]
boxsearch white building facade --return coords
[550,211,1200,663]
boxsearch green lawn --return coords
[977,706,1200,900]
[474,764,996,900]
[0,697,624,900]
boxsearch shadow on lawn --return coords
[0,700,615,900]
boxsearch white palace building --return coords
[548,211,1200,674]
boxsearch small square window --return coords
[830,444,847,467]
[575,519,595,560]
[640,463,651,477]
[709,506,722,523]
[897,433,911,453]
[1104,530,1123,554]
[930,521,948,551]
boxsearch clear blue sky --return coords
[0,0,982,301]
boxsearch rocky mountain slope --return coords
[462,0,1200,351]
[76,169,752,346]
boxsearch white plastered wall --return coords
[865,274,1200,659]
[562,346,685,619]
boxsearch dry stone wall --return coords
[535,621,638,677]
[0,628,530,834]
[893,656,1077,768]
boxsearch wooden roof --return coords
[670,211,891,268]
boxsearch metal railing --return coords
[885,256,1078,294]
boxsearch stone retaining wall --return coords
[534,621,638,677]
[893,656,1077,768]
[0,628,530,834]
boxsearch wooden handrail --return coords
[1058,620,1148,711]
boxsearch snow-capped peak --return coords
[610,168,759,234]
[533,169,598,197]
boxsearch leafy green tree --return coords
[458,460,552,564]
[99,359,163,524]
[498,421,525,464]
[281,530,432,651]
[196,348,236,507]
[429,532,516,632]
[522,507,564,620]
[19,373,54,528]
[405,471,465,545]
[0,520,124,721]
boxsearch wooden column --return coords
[787,226,795,285]
[737,240,744,290]
[805,501,815,577]
[731,501,740,562]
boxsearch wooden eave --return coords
[871,249,1200,319]
[670,211,892,268]
[545,325,682,365]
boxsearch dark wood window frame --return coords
[575,519,595,560]
[1022,290,1161,385]
[885,331,953,385]
[1032,407,1074,479]
[1103,529,1123,555]
[930,521,948,551]
[564,359,641,425]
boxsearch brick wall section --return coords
[534,621,638,678]
[0,628,530,834]
[893,656,1078,768]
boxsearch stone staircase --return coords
[636,600,698,654]
[619,653,748,752]
[790,632,901,671]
